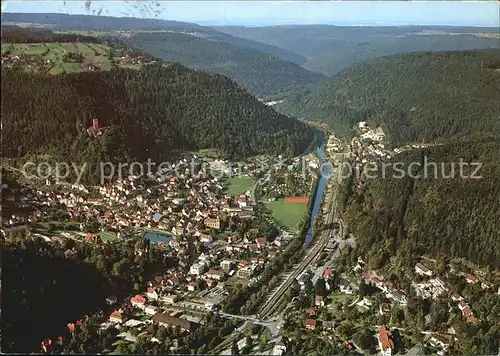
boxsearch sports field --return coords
[264,198,307,230]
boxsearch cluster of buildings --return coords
[35,160,259,241]
[363,270,408,306]
[325,134,343,154]
[414,262,448,299]
[2,53,56,72]
[347,122,390,167]
[413,260,497,325]
[117,53,156,66]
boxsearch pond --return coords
[143,231,172,246]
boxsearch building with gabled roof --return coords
[378,325,394,356]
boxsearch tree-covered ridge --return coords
[126,32,327,97]
[310,50,500,269]
[2,64,316,182]
[279,50,500,143]
[1,25,101,43]
[340,139,500,269]
[1,12,203,32]
[196,31,307,65]
[215,25,500,76]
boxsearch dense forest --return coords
[195,31,306,66]
[279,50,500,142]
[126,32,326,97]
[2,232,167,353]
[1,12,204,32]
[339,139,500,269]
[2,63,316,183]
[302,50,500,269]
[1,25,102,43]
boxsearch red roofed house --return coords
[238,260,249,268]
[255,237,268,248]
[85,233,102,244]
[378,325,394,356]
[204,217,220,229]
[306,308,316,317]
[188,282,198,291]
[205,269,223,281]
[67,322,76,333]
[304,319,317,330]
[109,309,126,324]
[323,267,334,280]
[41,338,52,353]
[131,295,147,310]
[466,275,478,284]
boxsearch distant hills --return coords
[215,25,500,75]
[3,13,499,93]
[1,13,319,97]
[125,32,326,97]
[1,12,204,31]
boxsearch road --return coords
[218,312,283,338]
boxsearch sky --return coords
[2,1,500,27]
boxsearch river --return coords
[304,144,331,243]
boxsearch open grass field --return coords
[1,42,141,74]
[264,198,307,230]
[227,176,254,196]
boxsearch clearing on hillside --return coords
[1,42,148,74]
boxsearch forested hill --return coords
[1,12,203,32]
[126,32,327,97]
[2,64,316,183]
[215,25,500,76]
[279,50,500,142]
[297,50,500,270]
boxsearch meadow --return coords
[1,42,140,74]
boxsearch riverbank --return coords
[304,145,330,243]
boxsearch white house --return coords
[190,262,207,276]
